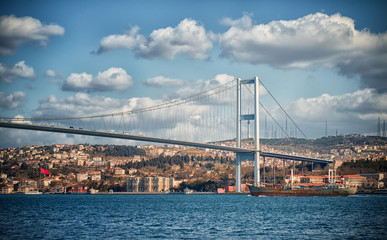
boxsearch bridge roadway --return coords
[0,122,332,164]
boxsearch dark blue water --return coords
[0,194,386,239]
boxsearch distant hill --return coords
[260,135,387,148]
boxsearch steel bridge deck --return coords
[0,121,332,164]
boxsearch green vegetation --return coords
[95,145,146,157]
[338,160,387,174]
[123,155,232,170]
[178,180,221,192]
[260,135,387,148]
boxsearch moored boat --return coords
[248,184,356,197]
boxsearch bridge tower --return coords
[236,76,260,192]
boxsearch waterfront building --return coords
[152,177,164,192]
[1,184,13,194]
[143,177,153,192]
[217,188,225,194]
[360,173,385,188]
[126,177,174,193]
[300,176,325,184]
[126,177,140,192]
[17,179,37,193]
[225,186,236,192]
[343,175,366,188]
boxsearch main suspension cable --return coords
[258,80,308,139]
[2,79,236,122]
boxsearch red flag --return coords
[41,168,50,175]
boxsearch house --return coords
[76,173,88,182]
[217,188,225,194]
[89,171,101,181]
[1,184,13,194]
[225,185,236,192]
[17,179,37,193]
[114,167,125,175]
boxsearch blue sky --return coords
[1,0,386,148]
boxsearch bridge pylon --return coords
[236,76,260,192]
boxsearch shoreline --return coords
[1,191,250,195]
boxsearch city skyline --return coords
[1,0,387,148]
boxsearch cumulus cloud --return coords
[286,89,387,121]
[274,89,387,136]
[44,69,56,77]
[144,76,184,87]
[170,73,265,105]
[62,67,134,92]
[31,72,241,142]
[174,73,235,99]
[10,115,31,124]
[0,61,36,83]
[33,93,133,118]
[30,92,215,140]
[0,91,26,109]
[44,69,63,83]
[96,26,145,54]
[0,127,132,149]
[96,19,213,60]
[219,13,387,92]
[0,14,64,55]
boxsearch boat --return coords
[24,191,43,195]
[248,168,356,197]
[247,183,357,197]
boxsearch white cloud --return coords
[287,89,387,121]
[62,72,93,91]
[34,93,127,118]
[144,76,184,87]
[10,115,31,124]
[0,91,26,109]
[44,69,56,77]
[44,69,63,83]
[30,71,238,142]
[219,13,387,92]
[96,26,145,54]
[174,74,235,99]
[0,61,36,83]
[273,89,387,136]
[96,19,213,60]
[171,73,265,105]
[62,67,133,92]
[0,15,64,55]
[0,127,133,149]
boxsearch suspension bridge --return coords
[0,76,332,192]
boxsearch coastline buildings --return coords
[126,177,174,193]
[0,140,386,194]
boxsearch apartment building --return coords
[126,177,174,193]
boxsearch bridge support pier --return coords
[235,154,241,192]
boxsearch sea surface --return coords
[0,194,386,239]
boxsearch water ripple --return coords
[0,194,386,239]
